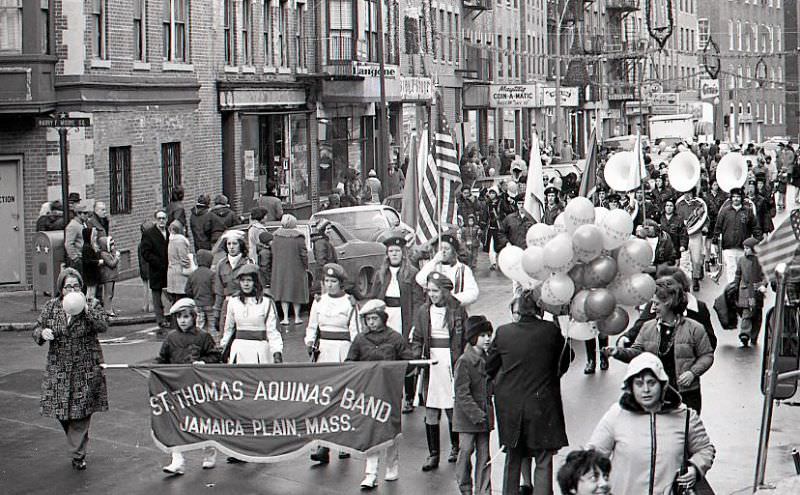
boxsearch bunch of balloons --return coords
[497,196,658,340]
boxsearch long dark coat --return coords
[270,228,309,303]
[33,297,109,420]
[410,298,468,402]
[369,260,424,339]
[487,315,573,451]
[140,225,169,290]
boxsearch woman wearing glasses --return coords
[32,268,109,471]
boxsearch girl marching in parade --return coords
[411,271,468,471]
[370,232,425,413]
[304,262,360,464]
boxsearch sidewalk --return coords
[0,278,155,331]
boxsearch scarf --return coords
[227,253,243,268]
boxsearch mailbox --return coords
[32,231,65,296]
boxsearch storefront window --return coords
[290,114,310,203]
[318,117,350,194]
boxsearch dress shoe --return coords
[739,334,750,347]
[599,355,609,371]
[421,453,439,471]
[384,461,400,481]
[338,452,351,459]
[402,401,414,414]
[360,473,378,490]
[448,446,459,463]
[227,456,247,464]
[519,484,533,495]
[162,460,185,475]
[584,361,596,374]
[202,450,217,469]
[693,279,700,292]
[72,458,87,471]
[310,447,330,464]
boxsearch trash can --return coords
[32,231,65,297]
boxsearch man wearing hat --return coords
[369,231,425,412]
[487,290,573,495]
[209,194,238,244]
[542,183,562,226]
[346,299,416,489]
[64,201,91,276]
[416,233,479,307]
[593,187,609,208]
[714,187,761,283]
[499,194,536,250]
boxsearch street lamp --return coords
[644,0,674,50]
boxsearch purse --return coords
[671,410,715,495]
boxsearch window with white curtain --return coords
[0,0,22,53]
[737,21,742,51]
[729,20,734,50]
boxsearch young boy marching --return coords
[158,298,221,475]
[453,315,494,495]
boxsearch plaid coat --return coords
[33,298,109,420]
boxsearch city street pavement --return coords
[2,241,800,494]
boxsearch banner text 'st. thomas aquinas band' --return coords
[149,362,407,462]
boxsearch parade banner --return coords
[149,362,407,462]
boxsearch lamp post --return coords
[644,0,674,50]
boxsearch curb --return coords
[0,313,156,332]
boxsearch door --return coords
[0,158,23,284]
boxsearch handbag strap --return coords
[682,409,691,470]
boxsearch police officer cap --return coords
[323,263,347,282]
[427,271,454,291]
[544,184,560,196]
[438,233,459,250]
[233,264,259,279]
[360,299,387,317]
[729,187,744,197]
[169,297,197,315]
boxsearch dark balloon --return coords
[584,288,616,320]
[598,307,630,336]
[583,256,618,288]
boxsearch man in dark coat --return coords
[487,290,573,495]
[257,180,284,221]
[497,194,536,250]
[208,194,238,244]
[140,210,170,328]
[190,194,213,252]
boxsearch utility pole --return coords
[376,0,391,188]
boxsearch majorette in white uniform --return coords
[304,263,359,362]
[425,304,455,410]
[415,233,479,307]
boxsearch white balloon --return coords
[562,320,599,341]
[498,245,537,287]
[526,223,556,248]
[543,233,575,273]
[62,292,86,316]
[594,206,609,226]
[600,209,634,251]
[553,212,568,234]
[563,196,595,234]
[541,273,575,306]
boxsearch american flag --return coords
[416,116,462,243]
[756,208,800,282]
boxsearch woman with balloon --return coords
[32,267,109,470]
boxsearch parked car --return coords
[382,193,403,213]
[310,204,414,243]
[212,220,386,296]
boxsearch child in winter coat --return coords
[184,250,216,340]
[158,298,220,475]
[97,236,121,316]
[734,237,767,347]
[453,315,494,495]
[460,215,482,269]
[257,231,274,294]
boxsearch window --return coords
[109,147,132,214]
[454,14,460,65]
[41,0,50,54]
[264,0,272,65]
[497,35,502,79]
[440,9,445,61]
[364,0,379,62]
[296,1,306,68]
[161,142,182,207]
[92,0,107,59]
[163,0,188,62]
[242,0,252,64]
[447,12,453,62]
[0,0,22,53]
[737,20,742,51]
[278,0,289,66]
[771,103,776,125]
[224,0,234,64]
[328,0,353,61]
[776,27,781,51]
[744,23,749,51]
[728,20,734,50]
[133,0,145,61]
[780,104,784,124]
[507,36,512,78]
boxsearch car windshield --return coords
[317,210,386,231]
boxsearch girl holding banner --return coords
[411,272,468,472]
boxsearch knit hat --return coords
[743,237,759,249]
[466,315,493,344]
[196,249,213,268]
[258,231,274,245]
[437,233,460,251]
[213,194,230,206]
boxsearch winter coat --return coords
[184,267,214,308]
[311,232,337,290]
[81,230,102,287]
[346,325,416,362]
[64,218,84,261]
[660,213,688,251]
[209,205,238,244]
[87,213,109,237]
[166,200,187,229]
[156,327,220,365]
[498,211,536,250]
[270,228,309,304]
[486,315,573,451]
[257,195,284,221]
[625,295,717,349]
[213,256,250,312]
[369,261,424,339]
[33,292,109,420]
[166,233,192,294]
[703,190,727,234]
[97,238,120,284]
[453,344,494,433]
[542,203,563,226]
[734,254,765,308]
[652,232,678,267]
[140,225,169,290]
[190,205,213,251]
[715,204,761,250]
[615,316,714,393]
[752,194,774,235]
[587,386,715,495]
[257,243,273,288]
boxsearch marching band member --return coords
[304,262,360,464]
[675,188,709,292]
[416,234,479,307]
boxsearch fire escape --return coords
[605,0,644,102]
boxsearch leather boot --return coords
[599,354,609,371]
[310,446,330,464]
[421,423,440,471]
[584,360,596,374]
[448,428,459,463]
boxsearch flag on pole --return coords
[415,129,437,243]
[400,132,420,230]
[524,133,545,222]
[434,126,461,227]
[756,208,800,282]
[415,121,462,243]
[628,131,646,189]
[578,127,598,198]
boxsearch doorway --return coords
[0,157,24,284]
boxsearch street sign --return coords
[36,116,91,128]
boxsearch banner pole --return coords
[102,360,438,370]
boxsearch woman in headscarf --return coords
[32,268,108,470]
[411,271,468,472]
[587,353,715,495]
[271,214,309,325]
[166,220,192,303]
